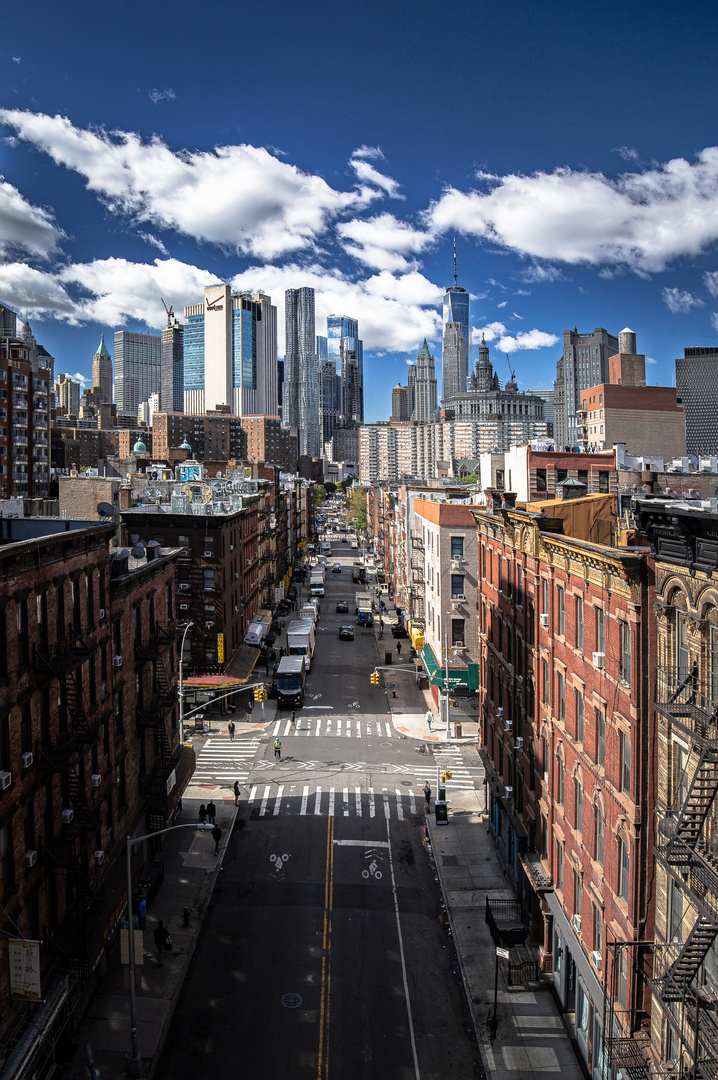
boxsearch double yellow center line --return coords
[317,813,335,1080]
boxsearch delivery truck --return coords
[286,618,316,670]
[310,568,325,597]
[355,591,374,626]
[244,610,272,647]
[274,655,306,708]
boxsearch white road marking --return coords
[369,787,376,818]
[259,786,270,817]
[273,785,283,816]
[395,789,405,821]
[355,786,362,817]
[343,787,350,816]
[328,787,335,817]
[300,785,309,815]
[314,786,322,815]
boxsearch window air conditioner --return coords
[497,707,504,718]
[25,850,37,868]
[21,752,33,770]
[94,851,104,865]
[179,603,190,612]
[203,550,213,557]
[504,786,513,796]
[450,559,462,570]
[179,583,191,591]
[591,951,602,971]
[592,652,605,669]
[452,595,465,603]
[62,808,73,825]
[113,655,123,668]
[540,613,549,628]
[505,719,513,731]
[0,771,11,790]
[573,914,582,933]
[515,736,524,748]
[99,608,105,620]
[452,641,464,649]
[91,774,101,788]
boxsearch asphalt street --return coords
[158,541,481,1079]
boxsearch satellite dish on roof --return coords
[131,544,145,560]
[97,502,118,519]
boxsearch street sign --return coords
[217,633,224,663]
[496,947,510,960]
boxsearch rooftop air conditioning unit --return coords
[573,914,582,933]
[591,951,602,971]
[99,608,105,620]
[179,583,191,591]
[504,786,513,796]
[25,850,37,868]
[505,719,513,731]
[113,655,123,668]
[540,613,549,628]
[94,851,104,865]
[91,774,101,788]
[497,707,504,718]
[515,736,524,748]
[62,808,73,825]
[0,771,11,790]
[21,752,32,770]
[592,651,605,669]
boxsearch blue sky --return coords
[3,0,718,421]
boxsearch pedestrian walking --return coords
[396,640,402,657]
[424,782,431,808]
[425,709,432,731]
[280,646,285,658]
[136,893,147,930]
[234,780,240,805]
[290,711,296,732]
[228,719,236,741]
[265,657,271,676]
[246,698,254,722]
[198,803,207,824]
[211,824,222,855]
[154,920,170,966]
[206,799,216,825]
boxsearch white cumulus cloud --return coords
[0,110,396,260]
[338,213,433,271]
[476,321,558,354]
[0,179,64,259]
[662,287,704,314]
[704,270,718,296]
[427,149,718,275]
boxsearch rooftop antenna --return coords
[453,238,458,288]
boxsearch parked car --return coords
[287,585,298,600]
[332,563,342,573]
[336,600,349,613]
[339,625,354,640]
[391,623,408,638]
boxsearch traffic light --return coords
[440,770,452,783]
[370,671,380,685]
[254,686,267,703]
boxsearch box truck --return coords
[274,655,306,707]
[286,619,316,670]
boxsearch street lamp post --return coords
[178,622,194,744]
[125,822,212,1076]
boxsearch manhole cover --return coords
[281,993,303,1008]
[401,781,412,787]
[380,741,392,747]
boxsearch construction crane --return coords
[161,297,174,324]
[506,354,517,383]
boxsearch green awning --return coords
[420,645,480,691]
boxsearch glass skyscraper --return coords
[113,330,162,417]
[327,314,363,426]
[285,287,320,458]
[442,247,471,401]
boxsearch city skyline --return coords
[3,1,718,422]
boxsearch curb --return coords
[146,804,240,1080]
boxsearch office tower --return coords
[413,340,438,423]
[527,388,555,426]
[284,288,320,457]
[317,334,337,447]
[277,358,285,422]
[91,333,113,404]
[553,326,619,448]
[442,242,470,399]
[55,372,81,417]
[391,382,414,422]
[675,345,718,455]
[183,285,278,416]
[327,315,363,426]
[161,313,184,413]
[114,330,162,417]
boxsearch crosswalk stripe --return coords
[369,787,375,818]
[314,786,322,816]
[260,786,270,816]
[408,790,417,814]
[328,787,335,817]
[274,785,283,816]
[300,785,309,815]
[246,787,419,820]
[355,786,362,817]
[395,789,404,821]
[343,788,349,816]
[248,784,257,805]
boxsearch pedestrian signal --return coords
[370,671,380,684]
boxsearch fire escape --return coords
[33,626,102,978]
[651,662,718,1079]
[136,621,178,831]
[409,530,425,629]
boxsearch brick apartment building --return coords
[0,522,187,1066]
[471,491,655,1078]
[0,310,52,500]
[151,411,297,473]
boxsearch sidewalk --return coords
[68,792,238,1080]
[375,626,585,1079]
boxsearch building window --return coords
[116,760,127,810]
[555,840,564,891]
[542,578,549,615]
[668,877,683,942]
[596,708,606,768]
[1,822,15,898]
[595,607,605,654]
[450,536,464,559]
[598,471,609,493]
[575,779,583,833]
[595,805,604,865]
[575,688,584,743]
[16,598,29,668]
[575,595,583,650]
[574,869,582,921]
[618,835,630,903]
[617,949,628,1008]
[557,756,565,804]
[557,587,565,636]
[557,672,565,723]
[593,905,603,959]
[543,735,549,783]
[620,730,631,795]
[451,575,464,598]
[451,619,464,647]
[20,701,31,754]
[619,620,631,685]
[536,468,547,493]
[203,570,215,591]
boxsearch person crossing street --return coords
[274,737,282,761]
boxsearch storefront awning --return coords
[420,643,480,691]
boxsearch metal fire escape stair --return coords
[63,673,93,744]
[667,751,718,867]
[663,917,718,1000]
